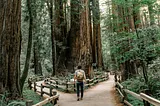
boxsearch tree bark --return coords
[92,0,103,68]
[47,0,56,76]
[33,42,42,75]
[54,0,68,70]
[0,0,21,98]
[20,0,33,91]
[133,0,141,29]
[69,0,92,76]
[148,3,155,25]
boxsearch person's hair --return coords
[77,65,82,69]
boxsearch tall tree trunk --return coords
[47,0,56,76]
[69,0,92,76]
[69,0,81,67]
[33,42,42,75]
[112,0,118,32]
[0,0,21,98]
[89,0,94,63]
[20,0,33,91]
[133,0,141,29]
[54,0,68,70]
[92,0,103,68]
[128,8,135,31]
[148,3,155,25]
[117,5,125,32]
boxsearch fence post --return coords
[50,86,53,96]
[26,100,33,106]
[115,72,117,82]
[143,90,151,106]
[56,80,58,88]
[122,87,127,103]
[34,82,37,92]
[41,84,43,97]
[28,78,32,90]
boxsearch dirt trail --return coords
[57,74,123,106]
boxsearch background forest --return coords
[0,0,160,105]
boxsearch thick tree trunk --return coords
[0,0,21,98]
[128,6,135,31]
[20,0,33,91]
[80,0,92,75]
[69,0,92,76]
[92,0,103,68]
[33,42,42,75]
[89,0,94,64]
[69,0,81,67]
[148,3,155,25]
[133,0,141,29]
[117,6,125,32]
[54,0,68,70]
[47,0,56,76]
[112,0,118,32]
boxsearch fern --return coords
[7,101,25,106]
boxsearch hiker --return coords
[74,65,86,101]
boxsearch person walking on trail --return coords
[74,65,86,101]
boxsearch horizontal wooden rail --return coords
[140,93,160,106]
[28,71,109,106]
[124,89,143,101]
[33,92,59,106]
[124,100,133,106]
[116,82,123,89]
[115,80,160,106]
[116,88,124,99]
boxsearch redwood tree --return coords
[47,0,56,76]
[92,0,103,67]
[0,0,21,98]
[69,0,92,76]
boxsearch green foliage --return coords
[7,101,25,106]
[122,76,148,93]
[0,92,8,106]
[23,90,52,106]
[121,75,153,105]
[148,58,160,100]
[121,57,160,105]
[127,94,144,106]
[107,26,160,69]
[0,90,54,106]
[0,92,25,106]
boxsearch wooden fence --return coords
[27,72,109,105]
[27,79,59,106]
[115,75,160,106]
[65,73,109,92]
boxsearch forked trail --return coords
[57,74,123,106]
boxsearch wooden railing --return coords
[27,78,59,106]
[27,72,109,105]
[32,91,59,106]
[115,75,160,106]
[64,72,109,92]
[28,72,109,92]
[25,91,59,106]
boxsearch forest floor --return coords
[56,74,124,106]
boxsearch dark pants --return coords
[76,81,84,98]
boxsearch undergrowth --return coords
[121,70,160,105]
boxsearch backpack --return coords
[76,70,84,81]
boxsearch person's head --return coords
[77,65,82,69]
